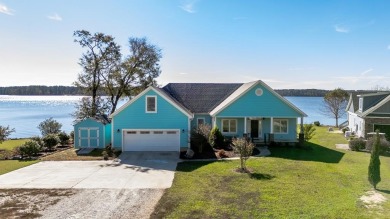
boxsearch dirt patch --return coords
[360,190,387,209]
[335,144,349,150]
[0,189,76,218]
[0,188,163,219]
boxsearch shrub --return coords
[38,117,62,136]
[43,134,59,151]
[208,126,224,148]
[190,124,211,153]
[18,140,41,158]
[342,127,349,134]
[300,124,316,141]
[70,131,75,140]
[366,137,390,155]
[313,121,320,126]
[58,132,70,146]
[30,136,44,150]
[349,138,366,151]
[232,138,254,172]
[102,151,109,160]
[105,144,114,157]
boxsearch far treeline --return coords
[0,86,372,97]
[0,86,83,96]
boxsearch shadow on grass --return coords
[377,189,390,194]
[270,142,345,163]
[176,160,223,172]
[249,173,275,180]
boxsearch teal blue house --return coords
[105,80,307,152]
[74,115,111,149]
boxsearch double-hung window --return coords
[273,119,288,134]
[146,96,157,113]
[222,119,237,133]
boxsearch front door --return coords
[251,120,259,138]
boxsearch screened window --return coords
[222,119,237,133]
[146,96,157,113]
[273,119,288,133]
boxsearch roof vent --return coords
[255,88,263,96]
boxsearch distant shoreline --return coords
[0,85,374,97]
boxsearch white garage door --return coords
[123,129,180,151]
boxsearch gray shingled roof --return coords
[162,83,243,113]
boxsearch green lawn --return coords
[152,127,390,218]
[0,139,28,151]
[0,160,38,175]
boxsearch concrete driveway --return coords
[0,152,179,189]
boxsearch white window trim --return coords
[197,117,205,127]
[145,95,157,113]
[273,119,288,134]
[221,119,237,134]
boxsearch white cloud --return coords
[47,13,62,21]
[360,68,373,76]
[179,72,188,75]
[180,0,197,13]
[0,3,14,15]
[334,24,349,33]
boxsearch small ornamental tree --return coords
[38,117,62,136]
[43,134,59,151]
[0,125,15,143]
[232,138,255,172]
[368,130,381,189]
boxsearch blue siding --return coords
[112,89,190,150]
[217,84,302,117]
[73,118,105,148]
[105,123,112,146]
[191,114,212,129]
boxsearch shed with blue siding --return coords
[73,115,111,149]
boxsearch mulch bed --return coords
[0,144,73,161]
[180,147,260,160]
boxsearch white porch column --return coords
[212,117,216,127]
[244,117,247,134]
[300,117,304,133]
[270,117,274,133]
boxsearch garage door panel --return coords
[123,129,179,151]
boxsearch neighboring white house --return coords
[346,91,390,139]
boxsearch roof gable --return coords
[162,83,242,113]
[210,80,307,117]
[110,86,193,118]
[74,115,111,126]
[362,94,390,117]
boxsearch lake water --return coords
[0,95,343,138]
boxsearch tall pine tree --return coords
[368,130,381,189]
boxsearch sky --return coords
[1,0,390,90]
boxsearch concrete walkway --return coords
[257,146,271,157]
[0,152,178,189]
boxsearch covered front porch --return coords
[213,116,304,144]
